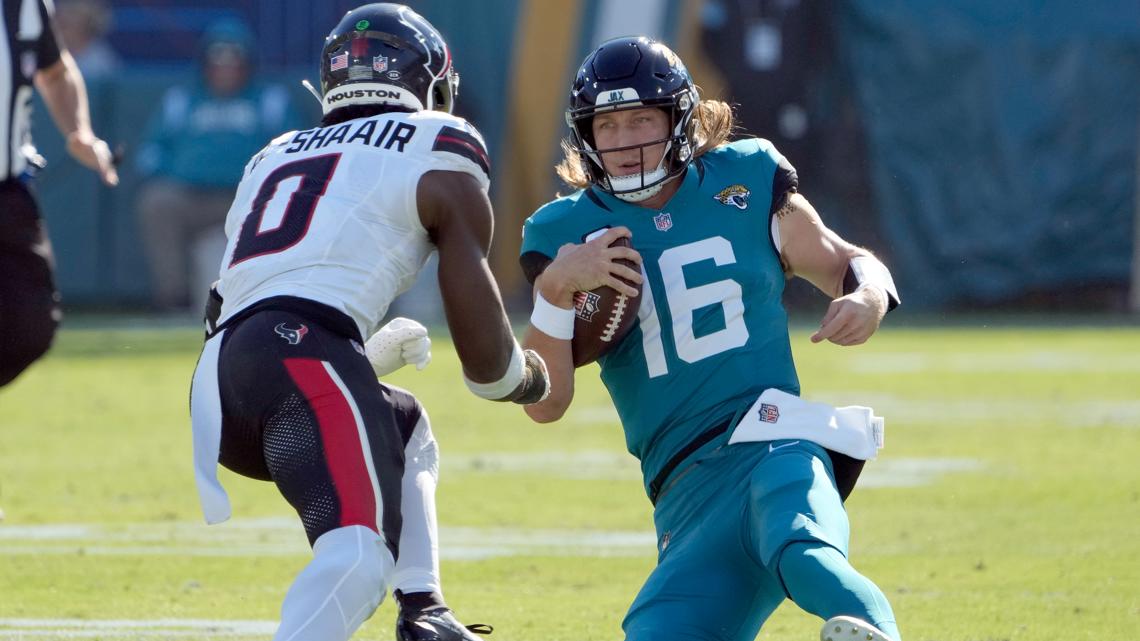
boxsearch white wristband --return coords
[464,340,525,400]
[530,292,575,340]
[850,255,899,307]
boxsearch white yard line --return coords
[859,458,983,488]
[0,457,979,559]
[0,618,276,639]
[844,351,1140,374]
[559,395,1140,429]
[809,393,1140,428]
[444,449,642,479]
[0,517,655,559]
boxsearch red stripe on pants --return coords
[283,358,377,533]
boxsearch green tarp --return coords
[839,0,1139,308]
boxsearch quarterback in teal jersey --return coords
[519,37,903,641]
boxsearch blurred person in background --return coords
[1,0,117,522]
[134,16,301,313]
[1,0,118,389]
[519,36,902,641]
[54,0,118,80]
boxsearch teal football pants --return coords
[622,440,900,641]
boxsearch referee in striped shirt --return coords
[2,0,116,387]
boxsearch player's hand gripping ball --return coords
[571,235,641,366]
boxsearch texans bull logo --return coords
[275,323,309,345]
[713,184,751,210]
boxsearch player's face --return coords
[591,108,670,177]
[204,44,250,97]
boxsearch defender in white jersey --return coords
[189,6,547,641]
[216,104,490,341]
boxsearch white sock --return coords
[274,525,394,641]
[391,413,443,597]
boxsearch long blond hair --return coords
[554,99,737,190]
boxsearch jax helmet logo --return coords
[573,291,602,322]
[596,87,639,106]
[713,184,751,210]
[274,323,309,345]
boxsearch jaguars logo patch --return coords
[713,184,751,210]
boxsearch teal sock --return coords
[777,541,901,641]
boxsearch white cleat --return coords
[820,616,896,641]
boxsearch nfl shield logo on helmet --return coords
[653,212,673,231]
[21,52,37,78]
[373,56,388,73]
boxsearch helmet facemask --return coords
[567,89,697,203]
[429,65,460,113]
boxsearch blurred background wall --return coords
[28,0,1140,316]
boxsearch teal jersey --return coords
[521,138,801,493]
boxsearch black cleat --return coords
[395,606,492,641]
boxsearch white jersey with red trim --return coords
[214,109,491,339]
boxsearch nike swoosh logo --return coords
[769,440,801,453]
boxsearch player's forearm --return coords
[437,257,517,383]
[534,263,577,308]
[826,246,872,299]
[444,305,516,384]
[521,325,573,422]
[34,53,93,140]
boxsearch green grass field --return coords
[1,320,1137,640]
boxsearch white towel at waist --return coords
[728,388,885,460]
[189,329,231,524]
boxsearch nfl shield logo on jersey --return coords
[653,212,673,231]
[758,403,780,423]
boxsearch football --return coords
[570,236,641,367]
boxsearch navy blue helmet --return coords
[318,3,458,115]
[566,36,699,201]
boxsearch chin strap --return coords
[610,168,685,203]
[607,152,672,202]
[609,168,667,202]
[603,139,675,202]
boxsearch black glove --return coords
[504,349,550,405]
